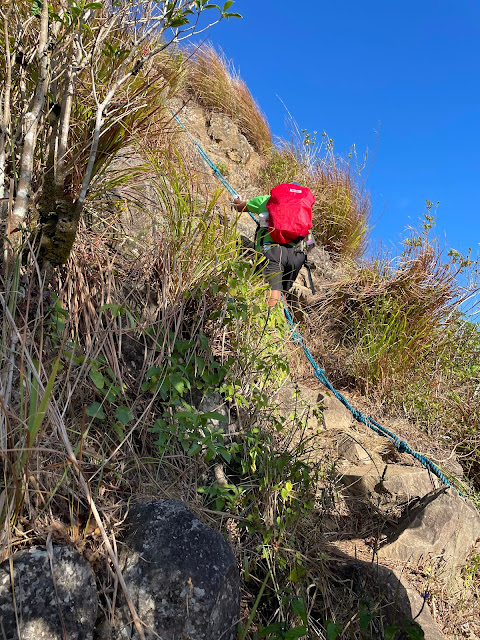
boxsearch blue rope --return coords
[164,101,259,226]
[282,299,461,494]
[163,99,460,495]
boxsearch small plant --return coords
[215,161,230,176]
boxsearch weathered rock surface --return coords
[336,430,384,466]
[114,500,240,640]
[379,487,480,581]
[341,463,440,507]
[0,546,97,640]
[340,559,446,640]
[208,113,253,164]
[274,382,323,431]
[319,390,353,431]
[194,390,233,432]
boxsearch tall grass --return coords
[310,217,467,392]
[185,45,272,153]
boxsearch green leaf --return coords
[384,626,398,640]
[85,2,103,7]
[290,598,307,625]
[99,303,123,317]
[188,442,203,456]
[171,374,186,395]
[326,621,342,640]
[284,627,307,640]
[169,16,190,27]
[406,622,425,640]
[224,11,242,17]
[359,607,372,631]
[86,402,106,420]
[31,0,42,16]
[223,0,234,9]
[202,410,228,423]
[115,406,134,426]
[89,368,105,390]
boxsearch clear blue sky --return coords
[198,0,480,256]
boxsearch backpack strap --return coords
[304,254,315,295]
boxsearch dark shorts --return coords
[261,245,306,292]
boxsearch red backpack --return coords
[266,183,314,244]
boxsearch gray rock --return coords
[341,463,441,507]
[0,546,97,640]
[114,500,240,640]
[307,245,338,282]
[273,382,323,431]
[195,391,233,433]
[208,114,252,164]
[379,487,480,582]
[319,390,353,430]
[337,431,384,466]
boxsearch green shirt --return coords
[246,195,269,215]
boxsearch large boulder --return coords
[379,487,480,582]
[114,500,240,640]
[0,546,97,640]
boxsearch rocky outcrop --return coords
[207,113,253,164]
[340,463,441,507]
[114,500,240,640]
[0,546,97,640]
[379,487,480,582]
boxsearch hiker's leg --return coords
[282,248,306,293]
[262,246,283,307]
[267,289,281,306]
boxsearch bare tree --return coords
[0,0,240,272]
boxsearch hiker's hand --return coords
[232,198,247,212]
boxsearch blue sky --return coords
[198,0,480,257]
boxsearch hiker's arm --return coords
[232,198,248,212]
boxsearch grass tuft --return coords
[185,45,272,153]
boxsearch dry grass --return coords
[185,44,272,152]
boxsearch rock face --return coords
[114,500,240,640]
[0,546,97,640]
[379,487,480,581]
[208,113,253,164]
[341,463,441,507]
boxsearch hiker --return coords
[232,183,315,307]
